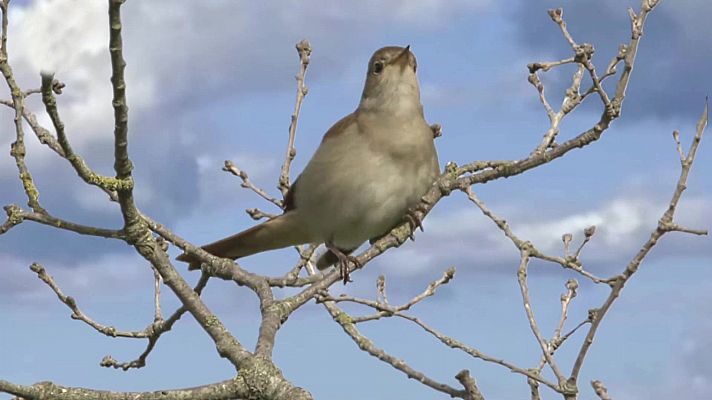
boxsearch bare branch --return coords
[105,1,257,374]
[672,130,685,162]
[660,222,707,236]
[0,204,124,239]
[516,251,567,385]
[465,188,606,283]
[548,8,577,49]
[531,279,581,380]
[224,160,283,208]
[527,71,556,120]
[333,267,456,323]
[278,39,311,197]
[570,98,707,383]
[0,204,22,234]
[573,225,596,259]
[455,370,485,400]
[0,377,253,400]
[376,274,388,305]
[0,4,45,214]
[245,207,278,220]
[591,380,613,400]
[29,263,148,339]
[303,261,470,398]
[0,99,66,156]
[398,312,559,391]
[152,237,167,323]
[317,263,558,391]
[40,73,131,193]
[320,299,467,398]
[101,273,210,371]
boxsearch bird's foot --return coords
[404,204,428,241]
[325,242,361,284]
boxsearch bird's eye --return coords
[373,61,384,75]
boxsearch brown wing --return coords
[320,112,358,143]
[283,177,299,211]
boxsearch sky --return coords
[0,1,710,399]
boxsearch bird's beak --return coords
[389,45,411,68]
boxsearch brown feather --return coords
[320,112,358,143]
[176,211,310,270]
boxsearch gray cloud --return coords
[511,0,710,120]
[1,0,491,264]
[3,0,709,271]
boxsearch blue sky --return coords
[1,1,710,399]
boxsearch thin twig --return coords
[455,370,485,400]
[278,39,311,197]
[465,188,606,283]
[573,226,596,259]
[224,160,282,208]
[321,300,468,398]
[101,274,210,370]
[329,267,455,323]
[0,1,45,214]
[0,204,124,239]
[397,312,559,391]
[29,263,149,338]
[532,279,580,375]
[591,380,612,400]
[548,8,577,49]
[40,73,130,193]
[245,207,278,220]
[305,262,468,398]
[516,251,567,386]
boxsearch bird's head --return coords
[359,46,422,116]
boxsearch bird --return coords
[177,46,440,282]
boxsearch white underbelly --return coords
[296,136,435,249]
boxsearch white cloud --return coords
[5,0,492,147]
[8,0,156,149]
[389,192,712,276]
[516,197,661,252]
[0,0,496,212]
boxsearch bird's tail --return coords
[176,212,308,270]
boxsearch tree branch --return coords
[101,273,210,370]
[278,39,311,197]
[29,263,150,339]
[569,98,707,386]
[223,160,282,208]
[40,73,131,192]
[0,378,252,400]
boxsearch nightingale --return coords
[177,46,440,281]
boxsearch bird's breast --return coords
[294,114,439,249]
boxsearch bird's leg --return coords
[404,204,428,241]
[325,241,361,284]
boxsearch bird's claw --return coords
[336,253,361,284]
[404,204,427,241]
[326,243,361,284]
